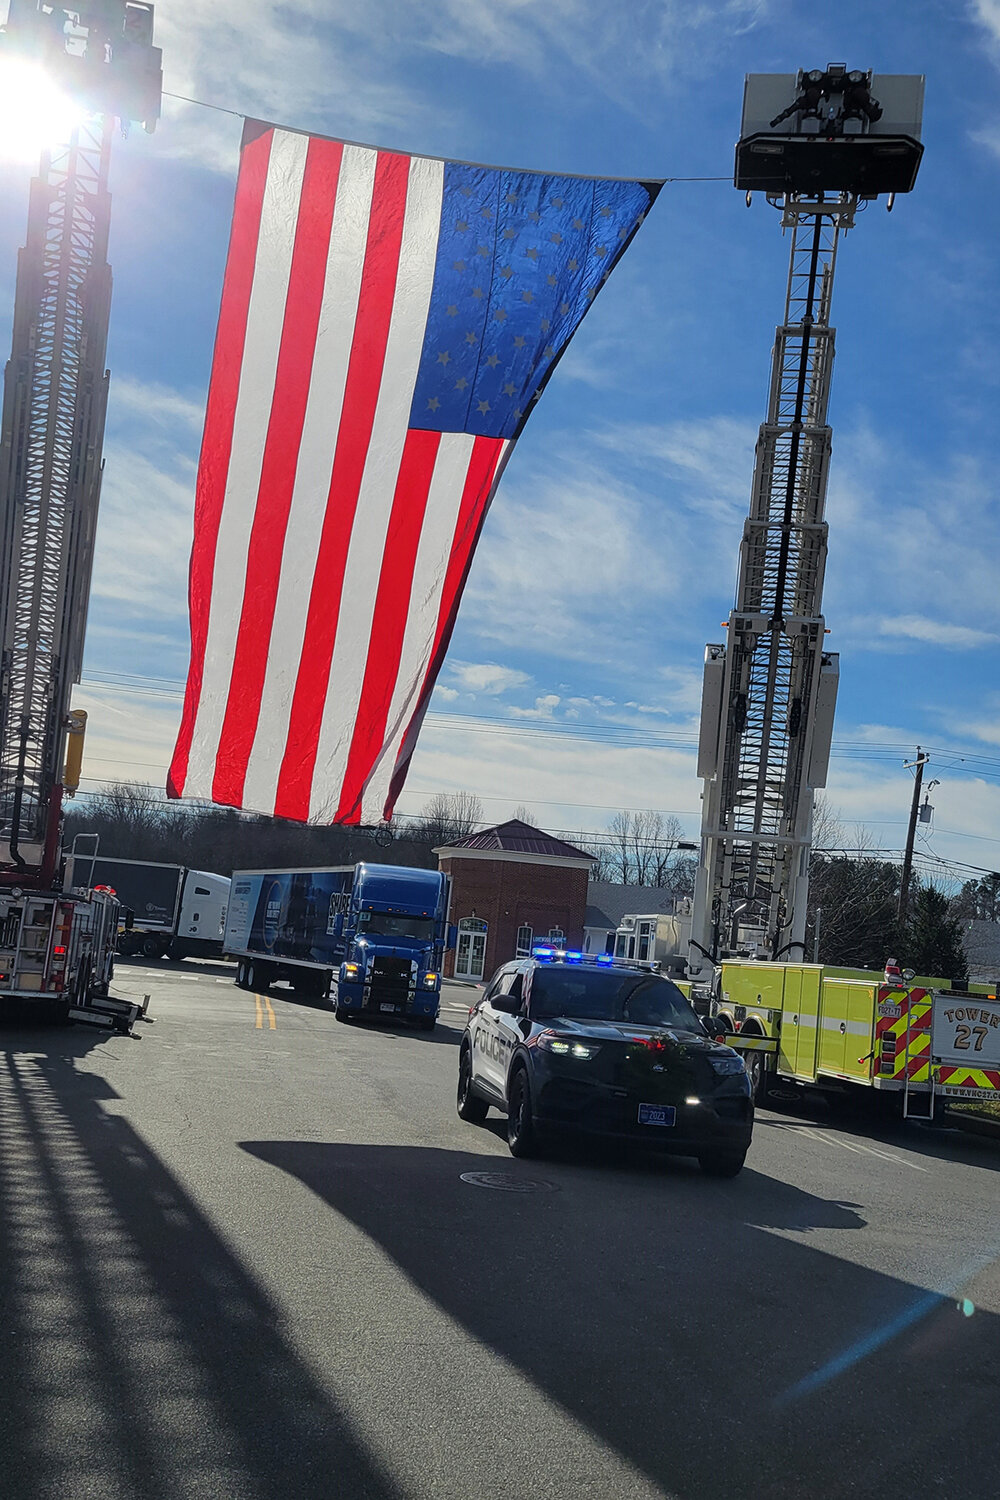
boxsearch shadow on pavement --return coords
[242,1140,1000,1500]
[0,1048,404,1500]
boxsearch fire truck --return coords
[0,4,162,1031]
[709,960,999,1119]
[683,72,1000,1120]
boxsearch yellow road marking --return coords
[255,994,263,1030]
[265,996,277,1031]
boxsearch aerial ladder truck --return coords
[0,2,161,1029]
[688,73,1000,1120]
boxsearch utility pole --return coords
[897,747,928,927]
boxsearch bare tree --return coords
[511,804,535,825]
[418,790,484,846]
[603,810,685,887]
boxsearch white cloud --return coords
[91,449,195,618]
[110,378,205,433]
[876,615,1000,650]
[445,661,531,695]
[954,718,1000,748]
[150,0,770,171]
[509,694,561,718]
[970,0,1000,46]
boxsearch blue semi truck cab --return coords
[225,863,452,1030]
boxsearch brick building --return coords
[436,820,594,981]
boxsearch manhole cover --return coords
[460,1171,557,1192]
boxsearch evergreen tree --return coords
[904,885,968,985]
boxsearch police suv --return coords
[457,948,754,1175]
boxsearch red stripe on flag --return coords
[274,151,411,822]
[333,428,442,823]
[383,434,506,821]
[168,129,274,798]
[211,138,344,807]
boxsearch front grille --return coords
[367,955,413,1009]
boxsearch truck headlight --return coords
[343,962,361,979]
[422,972,438,988]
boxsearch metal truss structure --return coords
[690,194,853,971]
[0,119,113,880]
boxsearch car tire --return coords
[507,1066,543,1158]
[457,1047,489,1122]
[698,1149,747,1178]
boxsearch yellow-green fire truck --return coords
[710,961,1000,1119]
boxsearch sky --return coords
[1,0,999,884]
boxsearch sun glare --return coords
[0,57,87,165]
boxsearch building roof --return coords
[584,882,678,931]
[964,919,1000,979]
[441,819,595,860]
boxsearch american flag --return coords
[168,121,659,824]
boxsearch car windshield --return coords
[530,967,704,1030]
[357,911,436,940]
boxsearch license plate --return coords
[380,1002,397,1013]
[638,1103,676,1127]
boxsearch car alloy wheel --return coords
[507,1067,542,1158]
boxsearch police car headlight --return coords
[709,1052,746,1075]
[538,1033,601,1060]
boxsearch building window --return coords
[548,927,564,945]
[516,924,533,957]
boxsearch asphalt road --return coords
[2,959,999,1500]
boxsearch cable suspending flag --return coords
[168,121,660,824]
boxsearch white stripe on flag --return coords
[307,154,445,820]
[184,129,310,796]
[356,432,479,823]
[240,143,378,816]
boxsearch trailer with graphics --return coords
[711,960,1000,1119]
[224,863,452,1029]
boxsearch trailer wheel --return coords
[246,961,270,992]
[140,935,164,960]
[235,960,247,989]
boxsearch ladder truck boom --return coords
[689,70,924,983]
[0,3,161,1029]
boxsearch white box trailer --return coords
[64,854,230,960]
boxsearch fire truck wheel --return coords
[744,1046,769,1104]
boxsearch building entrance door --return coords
[455,918,487,980]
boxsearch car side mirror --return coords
[493,993,522,1015]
